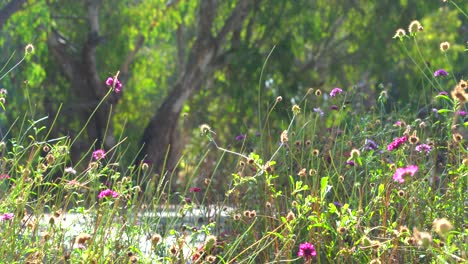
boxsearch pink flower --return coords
[330,87,343,97]
[105,77,123,93]
[393,165,418,183]
[98,189,119,199]
[0,213,14,221]
[0,174,10,180]
[298,242,317,259]
[189,187,201,193]
[92,149,106,160]
[387,136,407,151]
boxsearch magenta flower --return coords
[92,149,106,160]
[0,174,10,180]
[387,136,407,151]
[0,213,14,221]
[189,187,201,193]
[98,189,119,199]
[434,69,448,77]
[330,87,343,97]
[457,110,467,116]
[298,242,317,259]
[105,77,123,93]
[330,105,339,110]
[393,165,418,183]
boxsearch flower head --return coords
[387,136,407,151]
[0,174,10,180]
[65,167,77,174]
[415,144,432,154]
[440,41,450,52]
[105,77,123,93]
[434,69,448,77]
[235,134,246,141]
[393,165,418,183]
[408,20,423,34]
[297,242,317,259]
[98,189,119,199]
[92,149,106,160]
[189,187,201,193]
[330,87,343,97]
[313,107,324,117]
[0,213,14,221]
[393,28,406,39]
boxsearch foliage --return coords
[0,0,467,263]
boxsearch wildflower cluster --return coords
[387,136,407,151]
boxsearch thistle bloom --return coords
[235,134,246,141]
[313,107,324,117]
[330,88,343,97]
[105,77,123,93]
[297,242,317,259]
[0,213,14,221]
[92,149,106,160]
[415,144,432,154]
[98,189,119,199]
[387,136,407,151]
[434,69,448,77]
[393,165,418,183]
[189,187,201,193]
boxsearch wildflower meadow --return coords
[0,1,467,263]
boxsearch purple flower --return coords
[346,160,355,166]
[333,202,343,208]
[457,110,467,116]
[105,77,123,93]
[438,91,448,96]
[0,213,14,221]
[387,136,407,151]
[98,189,119,199]
[92,149,106,160]
[235,134,246,141]
[298,242,317,259]
[330,87,343,97]
[415,144,432,154]
[434,69,448,77]
[330,105,339,110]
[313,107,324,117]
[364,139,378,150]
[393,165,418,183]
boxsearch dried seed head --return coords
[243,210,250,218]
[286,211,295,222]
[151,234,162,246]
[312,149,320,157]
[459,80,467,89]
[248,210,257,219]
[169,244,178,255]
[292,104,301,115]
[308,169,316,176]
[206,255,217,263]
[409,131,419,144]
[440,41,450,52]
[76,233,92,245]
[276,96,282,103]
[280,130,289,143]
[25,44,35,55]
[408,20,423,34]
[315,89,322,96]
[204,235,217,251]
[452,132,463,143]
[393,28,406,39]
[337,226,347,234]
[397,190,405,197]
[350,148,361,158]
[200,124,212,135]
[233,213,241,221]
[433,218,453,236]
[297,168,307,177]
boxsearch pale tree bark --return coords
[139,0,251,173]
[47,0,117,154]
[0,0,27,30]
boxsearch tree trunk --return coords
[139,0,250,173]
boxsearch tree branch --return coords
[216,0,250,43]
